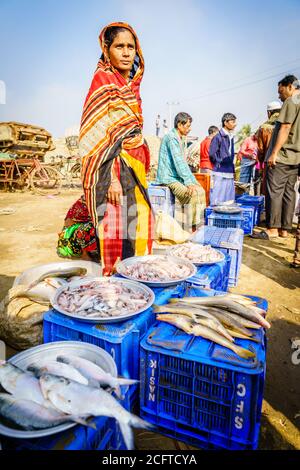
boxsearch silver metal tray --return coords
[212,205,242,214]
[167,244,225,266]
[116,255,197,287]
[52,277,155,323]
[0,341,117,439]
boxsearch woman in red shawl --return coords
[79,22,153,275]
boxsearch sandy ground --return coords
[0,190,299,450]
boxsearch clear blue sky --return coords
[1,0,300,139]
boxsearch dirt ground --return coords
[0,190,299,450]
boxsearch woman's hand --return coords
[107,179,123,205]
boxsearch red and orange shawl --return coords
[79,22,153,275]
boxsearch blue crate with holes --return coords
[184,254,230,292]
[205,207,255,235]
[148,183,175,217]
[0,411,127,451]
[236,195,265,225]
[43,284,184,382]
[140,288,268,450]
[191,226,244,287]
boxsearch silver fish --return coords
[0,393,93,430]
[27,267,88,290]
[27,361,89,386]
[153,305,234,342]
[156,314,255,359]
[39,374,153,450]
[170,297,270,329]
[56,355,138,399]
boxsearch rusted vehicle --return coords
[0,122,54,159]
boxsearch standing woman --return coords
[79,22,153,275]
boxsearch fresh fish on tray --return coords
[39,373,153,450]
[55,279,151,318]
[169,242,224,264]
[119,256,193,282]
[156,314,255,359]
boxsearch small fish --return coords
[39,374,153,450]
[156,314,255,360]
[153,305,233,342]
[0,393,93,430]
[56,355,138,399]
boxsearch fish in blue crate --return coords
[153,291,270,360]
[0,348,151,450]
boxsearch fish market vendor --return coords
[156,112,206,231]
[57,196,98,261]
[79,22,154,275]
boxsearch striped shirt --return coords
[156,128,197,186]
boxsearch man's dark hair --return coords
[174,112,192,128]
[208,125,219,135]
[278,74,300,89]
[222,113,237,127]
[104,26,136,49]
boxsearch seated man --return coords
[156,112,206,230]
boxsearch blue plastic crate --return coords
[43,285,184,382]
[205,207,255,235]
[140,288,268,450]
[0,415,126,451]
[148,184,175,217]
[184,254,230,292]
[236,195,265,225]
[191,226,244,287]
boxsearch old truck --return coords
[0,121,54,159]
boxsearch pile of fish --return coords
[154,293,271,360]
[122,256,193,282]
[56,279,151,318]
[169,242,224,264]
[0,355,151,449]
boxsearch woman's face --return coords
[105,30,136,78]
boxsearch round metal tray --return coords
[52,277,155,323]
[167,244,225,266]
[116,255,197,287]
[0,341,117,439]
[13,260,101,287]
[212,205,242,214]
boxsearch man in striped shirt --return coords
[156,112,206,230]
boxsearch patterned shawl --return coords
[79,22,153,275]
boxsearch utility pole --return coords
[166,101,180,129]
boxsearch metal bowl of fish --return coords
[0,341,117,439]
[116,255,197,287]
[52,277,155,323]
[167,242,225,266]
[212,205,242,214]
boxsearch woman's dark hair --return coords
[222,112,236,126]
[174,112,192,129]
[278,74,300,89]
[208,125,218,135]
[104,26,136,49]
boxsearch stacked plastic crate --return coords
[147,184,175,217]
[139,288,268,450]
[184,254,231,292]
[191,226,244,287]
[236,195,265,225]
[205,206,255,235]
